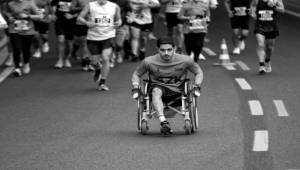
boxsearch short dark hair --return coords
[156,37,175,47]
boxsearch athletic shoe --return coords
[232,47,240,55]
[189,52,194,60]
[93,68,101,82]
[198,53,206,60]
[148,32,157,40]
[160,121,173,135]
[32,49,41,58]
[54,59,63,69]
[258,66,266,74]
[64,59,72,68]
[98,84,109,91]
[265,62,272,73]
[116,56,123,64]
[22,63,30,74]
[42,42,50,53]
[239,40,245,51]
[13,68,22,77]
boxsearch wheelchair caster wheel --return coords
[140,120,149,135]
[184,120,192,134]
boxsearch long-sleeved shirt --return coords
[132,53,203,93]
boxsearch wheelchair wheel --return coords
[190,95,199,133]
[140,120,149,135]
[137,99,144,130]
[184,120,192,134]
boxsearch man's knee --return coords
[152,87,163,99]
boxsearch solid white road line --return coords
[286,9,300,18]
[248,100,264,116]
[273,100,289,117]
[235,60,250,71]
[235,78,252,90]
[202,47,217,56]
[224,65,236,70]
[253,130,269,152]
[0,66,14,84]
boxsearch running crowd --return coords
[0,0,285,90]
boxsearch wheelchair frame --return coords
[136,79,199,135]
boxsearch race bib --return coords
[234,7,247,16]
[166,0,183,12]
[13,20,30,31]
[189,18,207,30]
[58,1,71,12]
[94,15,113,27]
[258,10,274,21]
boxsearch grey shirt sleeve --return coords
[131,60,148,87]
[187,60,204,86]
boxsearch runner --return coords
[127,0,160,61]
[178,0,216,62]
[77,0,121,91]
[6,0,43,76]
[51,0,77,68]
[250,0,284,74]
[32,0,53,58]
[224,0,251,55]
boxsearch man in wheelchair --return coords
[131,37,203,134]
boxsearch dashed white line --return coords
[202,47,217,56]
[248,100,264,116]
[235,78,252,90]
[235,60,250,71]
[273,100,289,117]
[253,130,269,152]
[224,65,236,70]
[0,66,14,84]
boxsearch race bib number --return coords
[258,10,274,21]
[13,20,30,31]
[58,1,71,12]
[94,15,113,26]
[189,18,207,30]
[234,7,247,16]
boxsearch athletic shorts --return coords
[33,21,49,34]
[129,22,152,32]
[166,12,182,28]
[54,19,76,40]
[87,38,114,55]
[149,83,184,103]
[254,24,279,39]
[74,24,88,37]
[230,16,250,29]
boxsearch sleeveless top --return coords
[255,0,278,32]
[230,0,250,17]
[87,1,118,41]
[165,0,185,13]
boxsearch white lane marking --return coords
[0,66,14,84]
[235,78,252,90]
[248,100,264,116]
[286,9,300,18]
[286,169,300,170]
[235,60,250,71]
[202,47,217,56]
[224,65,236,70]
[273,100,289,117]
[253,130,269,152]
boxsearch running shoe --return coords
[98,84,109,91]
[32,49,41,58]
[93,68,102,82]
[22,63,30,74]
[64,59,72,68]
[232,47,240,55]
[160,121,173,135]
[258,66,266,74]
[54,58,63,69]
[198,53,206,60]
[239,40,245,51]
[13,68,22,77]
[265,62,272,73]
[42,42,50,53]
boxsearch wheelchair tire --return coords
[140,120,149,135]
[190,96,199,133]
[137,99,144,131]
[184,120,192,134]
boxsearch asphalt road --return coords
[0,5,300,170]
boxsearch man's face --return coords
[159,44,175,62]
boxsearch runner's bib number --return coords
[58,1,71,12]
[234,7,247,16]
[94,15,113,27]
[258,10,274,21]
[13,20,30,31]
[189,18,207,30]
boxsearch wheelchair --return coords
[136,79,200,135]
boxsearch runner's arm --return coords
[77,4,90,25]
[224,0,233,17]
[272,0,284,13]
[114,5,122,27]
[187,60,203,86]
[132,60,148,88]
